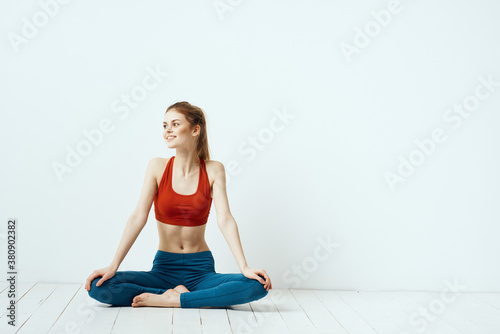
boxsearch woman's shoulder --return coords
[204,159,224,169]
[149,156,173,171]
[204,160,225,187]
[150,156,171,163]
[204,159,227,181]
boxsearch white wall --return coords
[1,0,499,292]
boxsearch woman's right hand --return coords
[85,266,117,292]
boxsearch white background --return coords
[1,0,499,292]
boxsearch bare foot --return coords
[131,289,181,308]
[173,285,190,293]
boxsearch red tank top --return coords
[154,156,212,226]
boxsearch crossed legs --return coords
[131,273,268,308]
[88,271,268,308]
[87,250,268,308]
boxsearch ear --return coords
[192,124,201,136]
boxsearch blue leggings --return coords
[87,250,268,308]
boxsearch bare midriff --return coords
[156,220,211,253]
[154,156,214,254]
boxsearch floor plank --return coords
[336,290,401,333]
[290,289,347,333]
[272,288,315,333]
[2,283,58,333]
[2,283,499,334]
[446,293,500,334]
[359,291,421,334]
[226,302,257,333]
[399,291,467,334]
[111,304,174,334]
[364,291,462,334]
[474,293,500,310]
[199,307,231,334]
[249,289,290,334]
[172,307,202,334]
[17,283,81,334]
[48,284,101,334]
[0,282,37,314]
[79,302,120,334]
[314,289,377,334]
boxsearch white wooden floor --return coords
[0,282,499,334]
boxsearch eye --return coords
[163,122,179,128]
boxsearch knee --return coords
[247,278,269,301]
[88,277,113,304]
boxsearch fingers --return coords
[96,273,110,287]
[254,273,266,285]
[85,273,96,291]
[263,272,271,290]
[256,269,272,291]
[85,271,102,291]
[264,271,271,290]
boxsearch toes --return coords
[132,300,144,307]
[133,293,150,304]
[132,293,151,307]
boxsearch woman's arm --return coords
[109,158,160,269]
[109,213,147,270]
[218,217,248,271]
[212,161,272,290]
[85,158,159,290]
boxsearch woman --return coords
[85,101,271,308]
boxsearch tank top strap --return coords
[199,157,210,189]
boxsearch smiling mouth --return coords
[167,136,176,141]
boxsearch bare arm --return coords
[211,161,248,270]
[109,157,160,269]
[211,162,246,268]
[212,161,271,290]
[85,158,160,290]
[109,213,147,270]
[219,217,248,271]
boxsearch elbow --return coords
[131,211,148,226]
[217,216,236,230]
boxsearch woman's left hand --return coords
[241,267,272,291]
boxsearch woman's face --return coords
[163,110,198,149]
